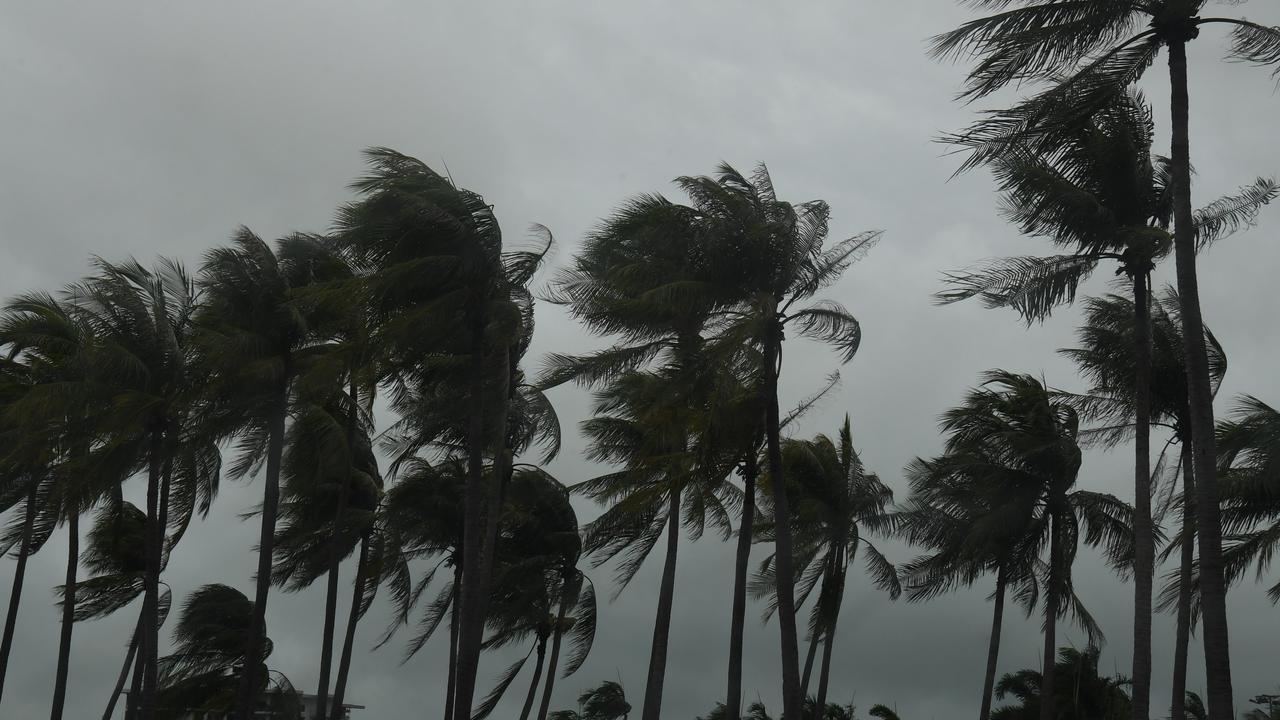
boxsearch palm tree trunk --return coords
[50,505,79,720]
[452,326,492,720]
[800,630,819,702]
[536,589,571,720]
[235,387,289,720]
[330,533,369,720]
[814,552,845,714]
[763,326,803,720]
[1167,39,1234,720]
[639,486,682,720]
[725,456,758,720]
[1171,443,1196,720]
[139,430,166,720]
[0,482,37,705]
[104,608,144,720]
[519,636,548,720]
[1040,512,1060,720]
[445,562,461,720]
[126,622,144,720]
[317,376,359,720]
[978,567,1007,720]
[1131,270,1154,720]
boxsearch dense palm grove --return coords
[3,3,1280,720]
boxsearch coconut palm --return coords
[938,87,1273,718]
[752,416,900,712]
[1061,290,1226,720]
[990,646,1131,720]
[683,163,880,720]
[935,7,1280,716]
[196,229,311,719]
[1213,395,1280,603]
[938,372,1134,720]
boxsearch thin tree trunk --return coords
[139,430,166,720]
[1171,443,1196,720]
[1040,511,1060,720]
[50,506,79,720]
[317,376,359,720]
[814,550,845,714]
[1132,270,1154,720]
[445,562,461,720]
[800,630,820,703]
[639,486,682,720]
[126,622,144,720]
[451,326,491,720]
[536,587,572,720]
[764,326,802,720]
[725,457,757,720]
[1168,39,1234,720]
[978,567,1007,720]
[104,608,144,720]
[235,387,289,720]
[330,533,369,720]
[519,636,548,720]
[0,482,37,705]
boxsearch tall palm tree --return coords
[1061,290,1226,720]
[686,163,881,720]
[753,416,900,712]
[196,229,309,720]
[934,8,1280,716]
[939,371,1134,720]
[938,88,1273,719]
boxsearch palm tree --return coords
[1061,290,1226,720]
[154,583,298,720]
[990,646,1131,720]
[938,371,1134,720]
[196,229,310,720]
[938,88,1273,719]
[934,8,1280,716]
[1213,395,1280,602]
[753,416,900,712]
[684,163,880,720]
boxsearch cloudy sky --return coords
[3,2,1280,718]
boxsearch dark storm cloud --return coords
[2,2,1279,718]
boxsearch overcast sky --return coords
[3,2,1280,719]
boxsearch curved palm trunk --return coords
[445,563,461,720]
[1171,444,1196,720]
[126,622,145,719]
[452,328,495,720]
[536,589,571,720]
[330,533,369,720]
[800,630,820,702]
[317,377,359,720]
[763,328,803,720]
[639,486,682,720]
[104,608,144,720]
[50,506,79,720]
[1131,271,1154,720]
[139,429,170,720]
[0,482,38,705]
[1168,39,1234,720]
[1040,511,1061,720]
[725,457,758,720]
[519,636,548,720]
[235,388,289,720]
[814,550,845,713]
[978,567,1007,720]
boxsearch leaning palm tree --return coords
[1062,290,1226,720]
[938,88,1273,718]
[940,372,1134,720]
[196,229,310,720]
[934,7,1280,716]
[687,163,881,720]
[753,415,900,712]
